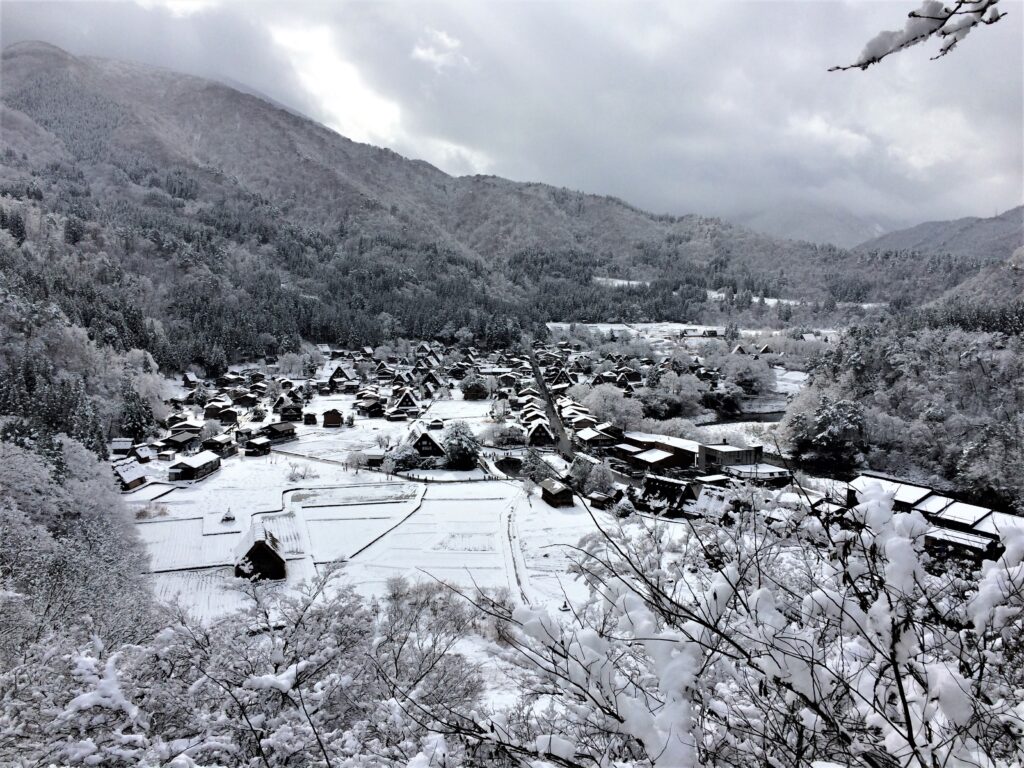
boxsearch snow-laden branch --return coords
[831,0,1005,70]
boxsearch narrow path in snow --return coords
[501,490,531,605]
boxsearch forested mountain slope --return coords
[0,40,1017,375]
[2,41,1001,301]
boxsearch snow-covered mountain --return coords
[857,205,1023,263]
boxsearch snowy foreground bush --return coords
[4,486,1024,767]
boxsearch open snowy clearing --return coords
[133,443,604,621]
[774,367,809,395]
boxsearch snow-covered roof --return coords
[659,437,702,453]
[925,527,993,552]
[973,512,1024,539]
[623,431,661,444]
[540,478,569,494]
[849,475,932,506]
[115,462,147,484]
[724,463,790,478]
[936,502,992,528]
[705,443,752,454]
[646,474,689,486]
[171,450,221,469]
[634,448,674,464]
[233,518,284,563]
[913,495,954,515]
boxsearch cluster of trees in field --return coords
[782,321,1024,510]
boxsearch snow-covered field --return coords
[774,367,809,395]
[131,387,606,622]
[694,420,779,450]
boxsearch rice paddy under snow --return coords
[131,394,610,622]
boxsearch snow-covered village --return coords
[112,328,1022,625]
[2,1,1023,766]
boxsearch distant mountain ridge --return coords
[0,40,1018,320]
[735,202,911,249]
[856,206,1023,263]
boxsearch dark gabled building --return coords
[526,421,556,447]
[322,409,343,428]
[162,431,200,453]
[218,408,239,425]
[202,434,238,458]
[234,521,286,581]
[110,438,134,457]
[245,436,272,456]
[261,422,297,443]
[540,479,574,508]
[280,404,304,422]
[637,475,699,518]
[411,429,446,458]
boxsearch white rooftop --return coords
[849,475,933,506]
[973,511,1024,539]
[936,502,992,527]
[171,450,221,469]
[634,448,674,464]
[725,463,790,477]
[914,495,954,515]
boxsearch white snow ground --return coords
[131,391,607,622]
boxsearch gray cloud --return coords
[2,0,1021,225]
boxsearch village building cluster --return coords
[108,334,1024,590]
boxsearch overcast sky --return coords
[2,0,1021,225]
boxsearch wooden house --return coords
[411,429,446,458]
[357,400,386,419]
[526,421,556,446]
[110,438,134,457]
[168,451,222,482]
[261,422,297,442]
[162,431,200,454]
[114,461,147,491]
[303,412,318,426]
[204,401,228,420]
[391,388,420,412]
[540,479,574,508]
[280,404,304,422]
[322,409,343,428]
[637,475,699,518]
[201,433,238,458]
[245,436,272,456]
[218,408,239,425]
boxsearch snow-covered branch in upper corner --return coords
[832,0,1005,70]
